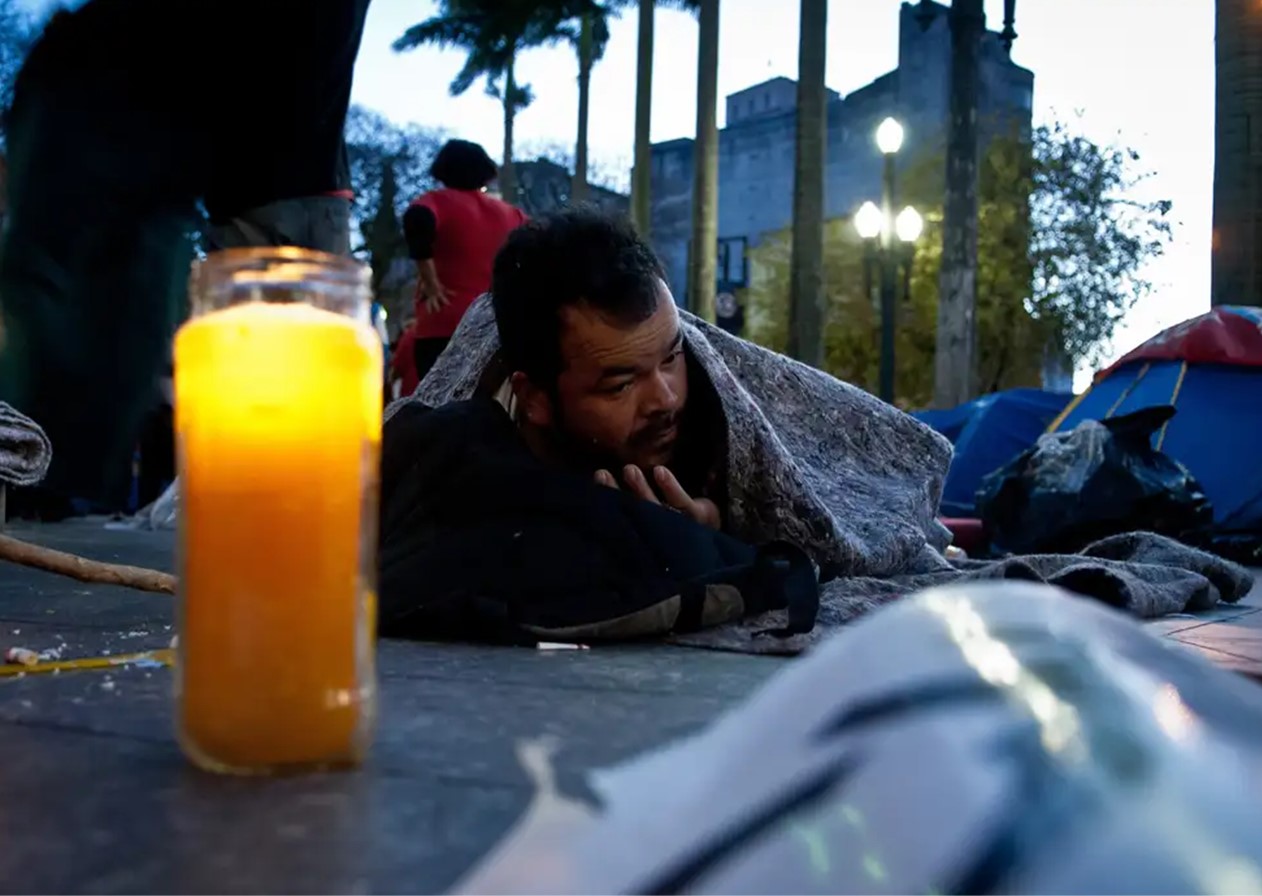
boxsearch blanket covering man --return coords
[382,296,1253,655]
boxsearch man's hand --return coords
[595,465,722,531]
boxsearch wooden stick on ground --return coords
[0,533,175,595]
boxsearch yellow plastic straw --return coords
[0,648,174,677]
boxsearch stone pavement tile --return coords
[1162,636,1262,678]
[1182,644,1262,680]
[378,640,784,700]
[1179,603,1256,623]
[1146,614,1219,636]
[0,724,527,894]
[0,647,761,790]
[1145,606,1261,641]
[1173,617,1262,672]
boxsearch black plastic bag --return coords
[976,405,1214,556]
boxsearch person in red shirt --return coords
[396,140,527,391]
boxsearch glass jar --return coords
[174,247,380,774]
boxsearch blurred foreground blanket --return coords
[389,296,1253,655]
[0,402,52,487]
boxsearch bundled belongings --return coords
[977,405,1215,556]
[377,209,1253,656]
[913,387,1072,518]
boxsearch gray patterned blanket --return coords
[0,401,51,487]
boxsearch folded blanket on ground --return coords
[0,402,52,487]
[388,296,1253,655]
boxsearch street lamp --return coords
[855,201,883,241]
[875,117,904,155]
[895,206,924,243]
[854,117,921,405]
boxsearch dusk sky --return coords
[25,0,1217,385]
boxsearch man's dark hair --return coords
[430,139,498,191]
[492,205,667,384]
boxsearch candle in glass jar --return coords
[175,299,381,773]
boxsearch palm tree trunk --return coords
[500,52,518,204]
[631,0,655,235]
[933,0,983,408]
[1212,0,1262,307]
[786,0,828,367]
[572,14,594,203]
[688,0,720,321]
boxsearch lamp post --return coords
[855,117,922,404]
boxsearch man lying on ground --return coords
[377,207,1252,654]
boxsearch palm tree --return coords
[786,0,828,367]
[629,0,700,238]
[932,0,984,408]
[393,0,571,204]
[559,2,615,203]
[1212,0,1262,306]
[687,0,720,321]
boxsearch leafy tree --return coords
[547,1,616,202]
[746,120,1172,407]
[343,104,447,231]
[392,0,576,203]
[517,137,630,193]
[1028,120,1173,366]
[361,161,406,297]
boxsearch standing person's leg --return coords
[137,399,175,509]
[206,195,352,256]
[0,72,199,509]
[204,0,372,256]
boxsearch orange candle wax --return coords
[174,300,381,773]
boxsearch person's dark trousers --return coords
[0,48,200,509]
[413,337,451,386]
[136,401,175,509]
[0,0,370,510]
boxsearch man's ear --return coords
[510,371,553,428]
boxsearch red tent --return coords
[1096,306,1262,381]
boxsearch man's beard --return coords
[542,405,680,475]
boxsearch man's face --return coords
[521,282,689,472]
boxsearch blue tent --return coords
[912,397,983,444]
[914,388,1073,517]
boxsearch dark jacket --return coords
[378,399,819,644]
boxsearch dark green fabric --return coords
[0,42,198,505]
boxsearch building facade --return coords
[648,0,1034,309]
[512,158,630,218]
